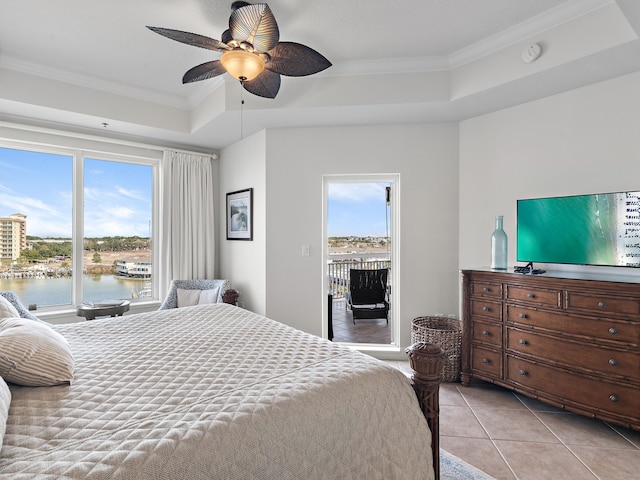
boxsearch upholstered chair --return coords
[158,279,231,310]
[0,291,42,322]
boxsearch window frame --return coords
[0,136,161,313]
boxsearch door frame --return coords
[322,173,401,352]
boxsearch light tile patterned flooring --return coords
[385,361,640,480]
[332,299,640,479]
[330,297,390,344]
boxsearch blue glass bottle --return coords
[491,215,508,270]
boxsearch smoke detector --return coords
[521,43,542,64]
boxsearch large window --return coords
[0,145,157,310]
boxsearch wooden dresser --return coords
[461,269,640,431]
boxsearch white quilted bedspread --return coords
[1,304,433,479]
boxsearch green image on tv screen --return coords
[516,191,640,267]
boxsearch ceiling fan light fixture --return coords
[147,1,331,98]
[220,49,265,81]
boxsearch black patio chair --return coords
[347,268,389,324]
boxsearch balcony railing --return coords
[328,253,391,299]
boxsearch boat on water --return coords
[116,260,151,279]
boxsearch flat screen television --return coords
[517,190,640,268]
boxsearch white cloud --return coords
[28,218,72,237]
[0,194,61,216]
[115,186,147,202]
[106,206,137,219]
[84,188,150,237]
[329,183,388,202]
[0,192,72,237]
[0,160,27,173]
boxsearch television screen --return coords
[517,191,640,268]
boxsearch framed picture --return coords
[226,188,253,240]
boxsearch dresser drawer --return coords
[472,320,502,347]
[507,356,640,420]
[470,281,502,299]
[507,328,640,379]
[462,269,640,430]
[506,305,639,345]
[566,291,640,316]
[470,299,501,321]
[471,345,502,379]
[506,285,561,307]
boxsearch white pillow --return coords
[0,376,10,452]
[176,287,220,307]
[0,317,74,387]
[0,296,19,319]
[176,288,202,307]
[198,287,220,305]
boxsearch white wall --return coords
[460,70,640,276]
[220,69,640,357]
[260,123,460,358]
[219,131,267,315]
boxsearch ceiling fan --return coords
[147,1,331,99]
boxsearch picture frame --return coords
[226,188,253,240]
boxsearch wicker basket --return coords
[411,316,462,382]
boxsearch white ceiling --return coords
[1,0,640,151]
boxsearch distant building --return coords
[0,213,27,263]
[116,259,152,278]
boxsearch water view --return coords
[1,275,148,308]
[1,148,154,310]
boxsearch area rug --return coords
[441,449,495,480]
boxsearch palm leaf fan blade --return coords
[146,26,229,52]
[183,61,227,83]
[266,42,332,76]
[243,69,281,98]
[231,1,251,11]
[229,3,279,53]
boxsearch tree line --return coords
[19,236,150,263]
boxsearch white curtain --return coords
[160,151,216,294]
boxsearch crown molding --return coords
[327,55,451,76]
[0,55,221,110]
[0,0,616,105]
[326,0,616,75]
[449,0,615,67]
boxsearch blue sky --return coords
[0,147,152,238]
[1,146,386,238]
[328,182,391,237]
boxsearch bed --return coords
[0,303,441,479]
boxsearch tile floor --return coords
[332,298,640,479]
[330,297,390,344]
[386,360,640,480]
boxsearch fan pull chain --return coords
[240,80,245,140]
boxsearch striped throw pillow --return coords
[0,376,10,451]
[0,318,74,386]
[0,296,19,319]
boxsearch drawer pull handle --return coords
[482,306,489,312]
[482,358,489,364]
[609,395,619,403]
[519,313,527,319]
[527,293,534,298]
[483,287,489,292]
[519,339,527,346]
[598,301,606,308]
[609,359,618,366]
[482,330,489,336]
[608,327,618,335]
[519,369,527,376]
